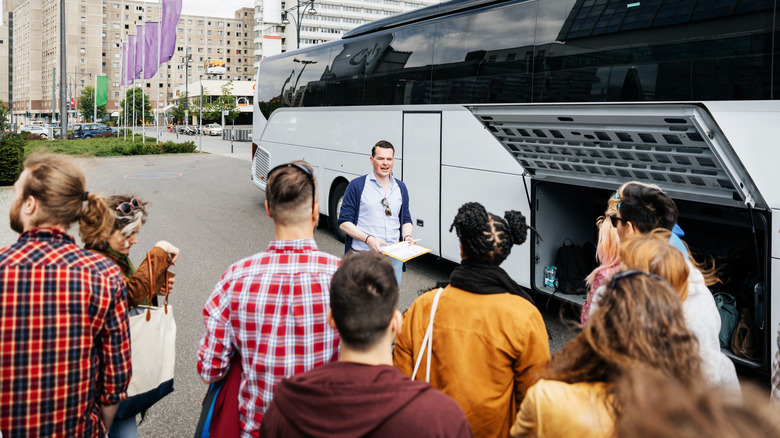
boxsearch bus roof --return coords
[343,0,516,38]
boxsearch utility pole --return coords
[51,67,56,138]
[185,47,190,124]
[59,1,67,139]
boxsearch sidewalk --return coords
[125,126,253,162]
[0,188,16,248]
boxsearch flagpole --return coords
[94,76,97,123]
[141,24,145,145]
[156,4,161,145]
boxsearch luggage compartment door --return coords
[466,103,766,210]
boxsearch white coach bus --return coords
[252,0,780,376]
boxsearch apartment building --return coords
[104,1,254,112]
[252,0,439,75]
[1,0,253,121]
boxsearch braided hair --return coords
[449,202,529,266]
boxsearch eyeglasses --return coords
[609,270,664,290]
[381,198,391,216]
[267,162,316,211]
[116,198,140,215]
[609,215,629,228]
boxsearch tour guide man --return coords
[338,140,413,285]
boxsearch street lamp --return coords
[68,72,92,123]
[185,48,192,124]
[281,0,317,49]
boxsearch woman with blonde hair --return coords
[581,191,621,325]
[511,271,702,438]
[590,229,739,393]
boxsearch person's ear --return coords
[459,242,464,260]
[625,221,637,236]
[264,200,272,218]
[312,201,320,222]
[390,309,403,337]
[23,195,37,217]
[326,309,337,330]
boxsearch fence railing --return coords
[223,128,252,142]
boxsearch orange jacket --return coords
[394,285,550,438]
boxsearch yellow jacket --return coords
[394,285,550,438]
[511,380,614,438]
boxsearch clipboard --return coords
[380,241,432,262]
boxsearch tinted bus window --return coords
[534,0,775,102]
[431,2,538,104]
[363,25,436,105]
[257,45,334,118]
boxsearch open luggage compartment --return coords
[468,102,772,373]
[532,181,770,371]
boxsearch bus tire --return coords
[328,181,348,243]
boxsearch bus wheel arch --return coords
[328,178,349,242]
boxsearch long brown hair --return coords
[548,272,701,389]
[616,369,778,437]
[620,229,690,301]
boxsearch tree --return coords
[0,100,9,132]
[78,86,107,122]
[119,87,152,125]
[170,95,188,124]
[198,81,240,124]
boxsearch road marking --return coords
[124,173,183,179]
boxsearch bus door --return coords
[402,112,442,255]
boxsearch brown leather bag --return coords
[731,308,759,360]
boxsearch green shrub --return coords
[0,133,25,185]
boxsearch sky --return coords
[180,0,254,18]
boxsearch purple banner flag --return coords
[135,25,144,80]
[143,22,159,79]
[160,0,182,64]
[128,35,136,84]
[120,42,127,85]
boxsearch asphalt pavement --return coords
[0,149,576,437]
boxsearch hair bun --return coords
[504,210,528,245]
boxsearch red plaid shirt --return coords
[0,228,131,437]
[197,238,341,438]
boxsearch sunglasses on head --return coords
[381,198,391,216]
[609,269,665,290]
[116,198,140,215]
[609,215,629,228]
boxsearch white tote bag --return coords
[115,251,176,420]
[411,287,444,382]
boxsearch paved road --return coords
[0,151,576,437]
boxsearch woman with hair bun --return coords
[82,194,180,437]
[394,202,550,438]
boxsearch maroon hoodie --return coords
[260,362,472,438]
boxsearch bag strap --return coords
[145,251,172,320]
[146,251,154,320]
[411,287,444,383]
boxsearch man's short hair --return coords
[618,182,678,233]
[266,160,317,225]
[371,140,394,157]
[329,251,399,351]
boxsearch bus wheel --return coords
[328,181,347,243]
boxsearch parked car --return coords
[20,125,49,138]
[72,124,83,138]
[203,124,223,136]
[80,123,118,138]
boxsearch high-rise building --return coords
[252,0,439,77]
[0,0,253,123]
